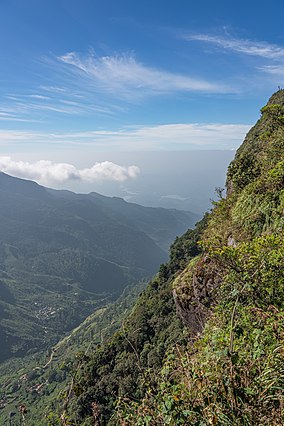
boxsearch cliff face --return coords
[173,255,221,335]
[52,91,284,426]
[172,89,284,343]
[114,91,284,425]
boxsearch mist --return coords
[31,150,235,214]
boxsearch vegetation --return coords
[116,235,284,425]
[1,90,284,425]
[0,174,197,361]
[56,217,207,425]
[60,90,284,425]
[0,281,146,425]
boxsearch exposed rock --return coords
[173,256,222,336]
[226,179,234,197]
[227,235,236,247]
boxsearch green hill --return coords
[0,173,198,362]
[0,281,146,425]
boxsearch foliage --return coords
[226,90,284,192]
[106,91,284,425]
[0,173,198,362]
[55,216,207,425]
[116,234,284,425]
[2,91,284,425]
[0,281,146,425]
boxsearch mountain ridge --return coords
[0,173,198,362]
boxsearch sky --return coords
[0,0,284,204]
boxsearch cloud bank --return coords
[0,157,140,185]
[0,123,251,150]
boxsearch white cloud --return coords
[161,194,189,201]
[0,157,140,185]
[0,50,233,124]
[0,82,116,124]
[79,162,139,182]
[128,123,250,149]
[260,65,284,75]
[0,123,251,150]
[0,107,42,123]
[0,130,42,141]
[184,34,284,59]
[78,123,250,149]
[57,51,229,97]
[27,94,51,100]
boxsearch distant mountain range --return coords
[0,172,198,361]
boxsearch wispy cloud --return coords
[0,157,140,185]
[0,123,251,150]
[57,51,230,97]
[0,49,234,124]
[27,94,51,100]
[116,123,250,149]
[0,105,41,123]
[0,130,42,141]
[184,33,284,59]
[0,86,116,123]
[260,65,284,75]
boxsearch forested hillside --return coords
[0,281,147,425]
[0,174,197,362]
[57,90,284,425]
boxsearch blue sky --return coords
[0,0,284,187]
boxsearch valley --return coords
[0,172,198,362]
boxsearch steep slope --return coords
[0,281,146,426]
[0,173,197,362]
[46,217,208,425]
[59,91,284,425]
[0,216,206,425]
